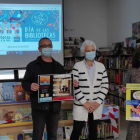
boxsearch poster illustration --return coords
[0,9,60,42]
[38,74,74,102]
[126,83,140,121]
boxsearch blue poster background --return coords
[0,10,60,42]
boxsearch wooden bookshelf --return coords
[0,120,73,128]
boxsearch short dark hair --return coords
[132,47,140,68]
[38,37,52,46]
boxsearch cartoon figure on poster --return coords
[130,90,140,117]
[0,9,60,42]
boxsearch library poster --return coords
[126,83,140,121]
[38,74,74,103]
[0,10,59,42]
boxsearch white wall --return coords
[107,0,140,47]
[64,0,108,49]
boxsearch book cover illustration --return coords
[132,22,140,39]
[0,10,60,43]
[25,91,30,101]
[64,126,73,139]
[2,108,18,121]
[57,127,63,139]
[126,83,140,121]
[18,108,32,122]
[64,49,72,57]
[14,85,25,101]
[53,74,73,101]
[15,113,23,123]
[2,82,20,102]
[38,74,74,102]
[0,135,14,140]
[22,129,33,140]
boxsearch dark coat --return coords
[22,56,65,112]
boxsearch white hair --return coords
[80,40,96,53]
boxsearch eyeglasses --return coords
[39,44,52,48]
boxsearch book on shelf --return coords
[64,49,73,57]
[0,135,14,140]
[57,127,63,140]
[67,111,73,120]
[14,85,25,101]
[2,82,21,102]
[64,125,73,139]
[64,58,74,69]
[18,108,32,122]
[119,98,126,111]
[101,57,132,69]
[22,129,33,140]
[72,48,80,57]
[15,113,23,123]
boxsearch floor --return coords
[99,112,128,140]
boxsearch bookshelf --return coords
[0,101,74,138]
[101,54,132,112]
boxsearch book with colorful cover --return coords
[126,83,140,121]
[25,91,30,101]
[67,111,73,120]
[2,108,18,121]
[18,108,32,122]
[22,129,33,140]
[2,82,20,102]
[15,113,23,123]
[14,85,25,101]
[0,135,14,140]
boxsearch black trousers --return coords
[70,113,98,140]
[32,109,60,140]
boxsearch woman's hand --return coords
[73,80,79,87]
[121,87,127,93]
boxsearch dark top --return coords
[22,56,65,112]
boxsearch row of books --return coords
[77,121,116,139]
[119,99,126,111]
[0,107,32,123]
[59,110,73,120]
[64,57,84,70]
[103,57,132,69]
[110,71,127,84]
[0,108,73,124]
[64,58,75,70]
[64,48,81,57]
[109,96,119,106]
[0,82,30,103]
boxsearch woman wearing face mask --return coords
[70,40,109,140]
[121,47,140,140]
